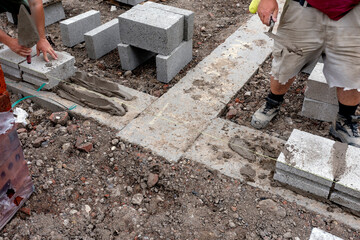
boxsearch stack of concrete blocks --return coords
[301,63,338,122]
[6,0,65,27]
[84,19,121,60]
[115,0,145,6]
[274,129,360,214]
[19,52,75,90]
[118,2,194,83]
[60,10,101,47]
[0,46,37,81]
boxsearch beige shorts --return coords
[272,0,360,90]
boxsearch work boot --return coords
[251,97,282,129]
[330,114,360,148]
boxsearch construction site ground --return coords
[1,0,360,239]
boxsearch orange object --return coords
[0,65,11,112]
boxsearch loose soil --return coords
[1,96,359,239]
[1,0,252,97]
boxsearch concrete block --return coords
[1,64,22,80]
[60,10,101,47]
[118,43,155,71]
[275,129,335,197]
[85,19,120,59]
[274,169,331,199]
[330,192,360,213]
[19,51,75,89]
[115,0,128,4]
[6,1,65,26]
[43,1,65,26]
[334,145,360,199]
[127,0,145,6]
[309,228,343,240]
[140,2,194,40]
[301,98,338,122]
[118,8,184,55]
[156,40,192,83]
[0,46,37,69]
[305,63,338,105]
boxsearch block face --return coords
[306,63,338,105]
[44,2,65,26]
[141,2,194,40]
[118,43,155,71]
[60,10,101,47]
[127,0,145,6]
[85,19,120,59]
[274,169,330,199]
[118,8,184,55]
[0,46,37,69]
[334,145,360,199]
[1,64,22,80]
[309,228,343,240]
[276,129,335,185]
[19,51,75,89]
[330,192,360,213]
[156,40,192,83]
[301,98,338,122]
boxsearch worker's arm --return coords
[258,0,279,26]
[0,29,32,57]
[28,0,58,62]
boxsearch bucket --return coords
[0,111,34,230]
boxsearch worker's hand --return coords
[36,38,58,62]
[8,38,32,57]
[258,0,279,26]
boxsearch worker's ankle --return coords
[267,91,285,103]
[338,101,358,120]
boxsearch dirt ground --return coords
[1,96,359,240]
[0,0,252,97]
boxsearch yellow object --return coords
[249,0,261,14]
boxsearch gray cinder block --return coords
[275,129,335,198]
[85,19,120,59]
[127,0,145,6]
[330,192,360,213]
[1,64,22,80]
[305,63,338,105]
[156,40,192,83]
[118,43,155,71]
[19,51,75,89]
[301,98,338,122]
[6,1,65,26]
[140,2,194,40]
[118,8,184,55]
[60,10,101,47]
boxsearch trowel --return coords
[17,5,40,64]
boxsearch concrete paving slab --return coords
[118,7,184,55]
[183,118,284,181]
[276,129,335,188]
[5,78,157,130]
[309,228,343,240]
[119,14,272,161]
[301,98,338,122]
[305,63,338,105]
[334,145,360,199]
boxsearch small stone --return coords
[62,143,71,151]
[126,186,133,193]
[110,5,117,11]
[111,139,119,145]
[69,209,78,215]
[257,199,287,219]
[84,205,91,214]
[20,207,31,215]
[283,232,292,239]
[228,220,236,228]
[33,137,45,148]
[147,173,159,188]
[131,193,143,205]
[36,160,44,166]
[124,70,132,77]
[49,112,69,126]
[226,109,238,119]
[111,146,116,151]
[244,91,252,97]
[17,128,27,134]
[77,142,93,153]
[120,143,126,151]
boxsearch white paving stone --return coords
[309,228,343,240]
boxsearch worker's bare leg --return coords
[330,88,360,147]
[251,76,296,129]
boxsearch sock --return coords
[338,102,358,119]
[267,91,285,103]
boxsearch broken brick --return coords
[49,111,69,126]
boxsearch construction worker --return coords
[251,0,360,147]
[0,0,57,112]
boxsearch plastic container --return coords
[0,111,34,230]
